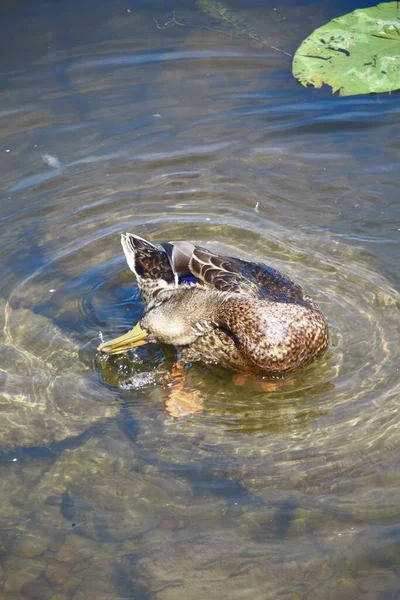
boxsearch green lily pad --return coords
[292,2,400,96]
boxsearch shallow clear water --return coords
[0,0,399,598]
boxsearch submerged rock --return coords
[3,556,44,593]
[29,429,193,542]
[0,300,118,449]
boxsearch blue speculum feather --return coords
[179,274,198,284]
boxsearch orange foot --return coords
[232,373,295,392]
[165,363,204,418]
[166,385,204,418]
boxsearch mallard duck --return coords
[99,233,329,378]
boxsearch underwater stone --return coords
[0,301,118,449]
[3,556,44,593]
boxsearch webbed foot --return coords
[232,373,295,392]
[164,363,204,418]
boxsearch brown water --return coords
[1,0,399,598]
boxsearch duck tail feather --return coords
[121,233,175,284]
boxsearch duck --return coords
[98,233,329,378]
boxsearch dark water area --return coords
[0,0,399,598]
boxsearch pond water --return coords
[0,0,399,598]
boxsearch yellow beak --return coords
[98,322,148,355]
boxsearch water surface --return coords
[0,1,399,598]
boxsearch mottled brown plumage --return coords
[99,233,329,377]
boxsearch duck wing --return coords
[160,241,259,296]
[252,263,307,304]
[160,240,196,281]
[190,246,308,305]
[122,235,308,305]
[188,247,260,297]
